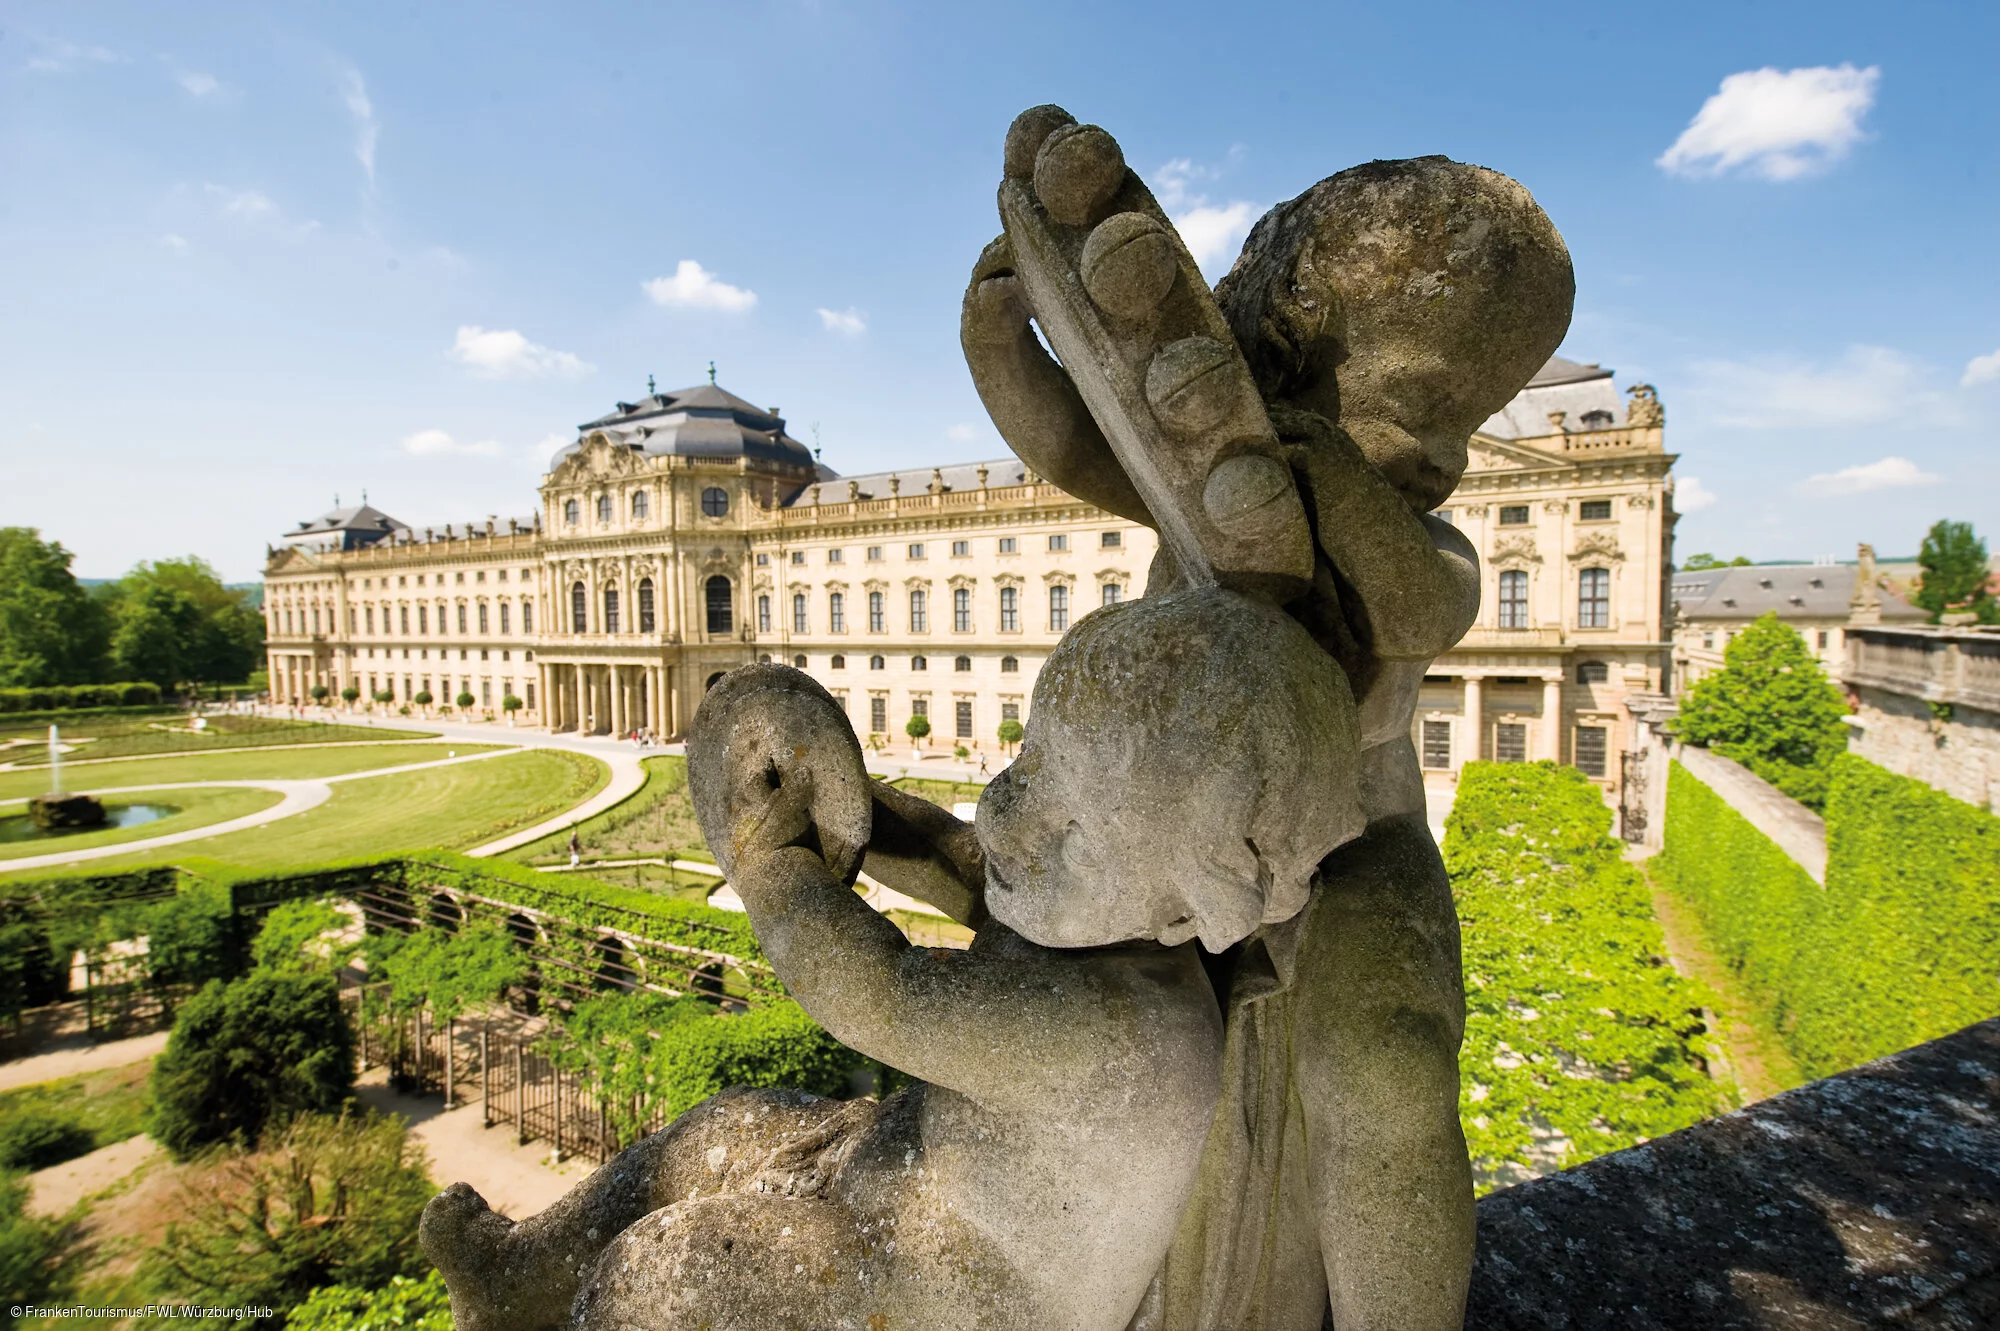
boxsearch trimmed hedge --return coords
[1657,753,2000,1080]
[0,683,162,713]
[1448,761,1722,1188]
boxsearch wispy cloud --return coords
[447,326,594,381]
[25,39,126,74]
[946,423,981,443]
[338,66,380,188]
[1675,476,1718,512]
[206,185,277,220]
[1684,345,1959,429]
[642,260,757,312]
[816,306,867,336]
[1799,456,1941,497]
[401,428,503,458]
[1961,348,2000,388]
[1151,157,1258,279]
[159,233,188,251]
[1658,65,1879,181]
[177,70,220,97]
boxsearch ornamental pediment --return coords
[547,432,644,485]
[1465,437,1559,472]
[1569,531,1625,563]
[1491,536,1541,566]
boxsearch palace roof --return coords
[1672,564,1926,624]
[1479,355,1631,441]
[555,382,815,469]
[780,458,1030,507]
[282,503,409,551]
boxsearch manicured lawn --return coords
[0,1061,151,1171]
[0,743,506,804]
[2,712,436,765]
[888,776,988,811]
[509,755,704,865]
[0,786,284,861]
[31,748,609,875]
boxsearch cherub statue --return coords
[420,583,1363,1330]
[962,109,1573,1330]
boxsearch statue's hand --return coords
[962,235,1033,346]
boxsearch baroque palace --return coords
[263,357,1677,795]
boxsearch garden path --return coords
[0,1028,168,1092]
[25,1134,161,1217]
[355,1067,593,1219]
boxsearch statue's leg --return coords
[1291,813,1472,1331]
[420,1086,858,1331]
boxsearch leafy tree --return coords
[108,580,201,690]
[372,689,394,705]
[340,686,361,705]
[997,718,1024,754]
[310,684,330,702]
[1674,611,1850,810]
[291,1271,453,1331]
[251,899,358,974]
[905,713,931,741]
[501,694,522,714]
[104,558,264,688]
[0,1170,79,1303]
[146,883,240,990]
[455,690,475,710]
[368,923,522,1022]
[1913,519,1997,623]
[0,920,67,1030]
[0,528,110,686]
[1678,552,1752,571]
[412,691,433,709]
[149,970,354,1159]
[146,1111,433,1318]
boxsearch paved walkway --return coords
[356,1068,592,1219]
[26,1134,161,1217]
[0,1029,168,1092]
[1677,745,1827,882]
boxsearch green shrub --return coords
[251,899,358,974]
[0,683,163,713]
[1673,612,1850,810]
[0,1171,77,1303]
[368,923,522,1021]
[149,970,355,1159]
[0,1065,150,1172]
[145,882,241,989]
[1447,761,1722,1188]
[904,713,930,740]
[0,1107,94,1171]
[290,1271,452,1331]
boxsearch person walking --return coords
[568,829,582,869]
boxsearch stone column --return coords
[1462,676,1483,766]
[667,666,680,738]
[1543,677,1564,763]
[610,663,626,737]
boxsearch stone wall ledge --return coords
[1468,1016,2000,1329]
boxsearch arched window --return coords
[830,654,846,669]
[953,587,971,632]
[632,490,649,520]
[1578,567,1611,629]
[868,591,885,633]
[1577,660,1609,684]
[1498,570,1529,628]
[955,655,972,672]
[499,601,510,634]
[571,582,587,633]
[521,600,533,633]
[1000,655,1018,673]
[759,654,772,663]
[758,594,772,632]
[418,604,429,634]
[870,655,885,670]
[478,602,489,634]
[638,578,655,633]
[792,654,807,668]
[564,499,579,525]
[1101,583,1122,607]
[1000,586,1019,632]
[596,495,612,523]
[909,589,929,633]
[457,604,468,634]
[705,576,733,633]
[701,487,730,517]
[829,592,846,633]
[604,586,620,634]
[793,593,808,633]
[1049,585,1070,631]
[912,655,928,671]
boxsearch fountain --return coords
[28,724,106,831]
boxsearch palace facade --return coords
[263,358,1679,797]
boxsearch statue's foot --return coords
[420,1183,560,1331]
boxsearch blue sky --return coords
[2,0,1995,580]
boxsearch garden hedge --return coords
[1657,753,2000,1080]
[0,683,162,713]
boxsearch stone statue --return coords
[418,104,1571,1331]
[1625,382,1665,428]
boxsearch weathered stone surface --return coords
[1468,1017,2000,1330]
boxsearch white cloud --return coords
[25,40,126,74]
[338,66,380,187]
[178,70,220,97]
[402,429,503,458]
[1685,345,1959,429]
[159,233,188,251]
[642,260,757,312]
[1961,348,2000,387]
[447,325,594,381]
[1799,456,1941,497]
[1657,65,1879,181]
[946,423,980,443]
[532,433,572,462]
[816,306,867,336]
[1675,476,1718,512]
[206,184,276,219]
[1150,157,1258,278]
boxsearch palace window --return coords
[828,548,843,564]
[1001,701,1020,722]
[478,603,489,634]
[632,491,649,520]
[909,589,929,633]
[954,587,971,632]
[912,656,928,671]
[418,605,429,635]
[829,592,846,633]
[604,587,620,635]
[1817,630,1830,650]
[791,551,805,565]
[1580,499,1612,522]
[831,655,846,670]
[1102,583,1122,607]
[458,604,468,633]
[1495,722,1528,763]
[955,655,971,672]
[866,546,883,562]
[998,537,1017,554]
[956,700,973,738]
[596,495,612,523]
[400,606,410,635]
[1576,660,1609,684]
[1101,531,1121,548]
[1575,726,1608,777]
[793,655,807,669]
[1049,533,1068,552]
[757,554,770,567]
[638,579,655,633]
[1498,570,1529,628]
[1000,586,1019,632]
[702,487,729,517]
[1000,655,1018,673]
[870,696,888,733]
[521,601,533,633]
[793,593,808,633]
[870,655,885,670]
[1049,585,1069,631]
[1432,509,1455,525]
[869,591,885,633]
[572,583,587,633]
[908,543,926,560]
[1578,567,1611,629]
[705,576,733,633]
[758,595,772,633]
[498,602,510,634]
[564,499,580,525]
[1499,505,1531,526]
[912,697,928,717]
[365,607,375,634]
[1421,720,1452,770]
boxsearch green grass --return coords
[0,787,284,860]
[0,744,506,804]
[21,748,609,876]
[509,755,705,866]
[1,713,436,765]
[0,1062,151,1171]
[888,776,987,810]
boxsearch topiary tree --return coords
[412,690,433,715]
[309,684,330,704]
[148,969,355,1160]
[1674,611,1851,810]
[455,690,476,710]
[905,714,931,741]
[372,689,395,706]
[340,686,361,708]
[997,717,1024,755]
[502,695,522,726]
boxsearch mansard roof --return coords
[780,458,1030,507]
[282,503,409,551]
[555,381,814,469]
[1672,564,1927,624]
[1479,355,1629,441]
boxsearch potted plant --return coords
[502,695,523,727]
[372,689,395,713]
[309,684,330,708]
[905,713,931,761]
[340,686,361,711]
[413,689,434,717]
[997,718,1024,757]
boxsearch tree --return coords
[1913,520,1997,623]
[0,1171,79,1304]
[250,899,358,974]
[412,691,433,714]
[905,713,931,741]
[291,1271,453,1331]
[1674,611,1851,810]
[310,684,330,703]
[149,969,354,1159]
[341,686,361,706]
[146,883,240,991]
[0,528,110,686]
[105,558,264,687]
[997,718,1024,755]
[108,581,200,690]
[372,689,394,705]
[455,690,476,710]
[1678,553,1752,571]
[146,1112,433,1315]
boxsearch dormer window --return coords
[1579,409,1614,428]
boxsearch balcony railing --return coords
[1845,626,2000,714]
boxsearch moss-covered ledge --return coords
[1468,1016,2000,1329]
